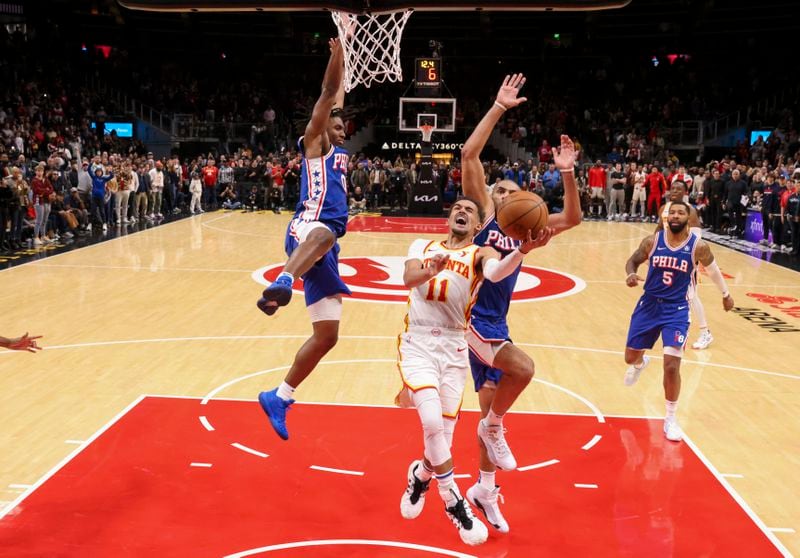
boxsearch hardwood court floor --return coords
[0,211,797,555]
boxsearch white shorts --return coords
[395,326,468,418]
[466,326,510,368]
[590,187,605,199]
[632,188,646,202]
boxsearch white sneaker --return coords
[33,238,42,246]
[400,460,430,520]
[624,355,650,386]
[664,418,683,442]
[466,483,509,533]
[692,330,713,350]
[86,223,92,231]
[444,489,488,546]
[64,231,74,239]
[477,419,517,471]
[102,223,108,232]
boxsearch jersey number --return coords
[662,271,673,286]
[425,278,449,302]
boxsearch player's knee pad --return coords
[442,417,456,450]
[413,389,451,466]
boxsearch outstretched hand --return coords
[7,333,42,353]
[552,134,578,171]
[520,227,554,254]
[496,74,528,110]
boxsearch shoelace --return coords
[446,494,474,529]
[485,427,511,457]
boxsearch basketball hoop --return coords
[331,9,413,92]
[419,124,434,143]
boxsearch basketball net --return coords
[420,124,434,143]
[331,9,413,92]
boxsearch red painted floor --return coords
[348,216,450,234]
[0,397,783,558]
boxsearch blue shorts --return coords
[469,316,510,342]
[626,295,690,351]
[469,350,504,392]
[284,221,351,307]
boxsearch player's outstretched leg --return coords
[467,479,509,533]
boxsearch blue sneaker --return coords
[257,276,293,316]
[258,389,293,440]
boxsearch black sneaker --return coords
[400,460,430,519]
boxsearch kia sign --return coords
[253,257,586,304]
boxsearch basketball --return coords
[496,191,549,241]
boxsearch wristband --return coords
[722,291,730,299]
[493,101,508,112]
[559,168,574,174]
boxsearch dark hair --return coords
[330,108,344,119]
[671,180,688,191]
[450,195,485,224]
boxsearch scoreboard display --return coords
[415,58,441,95]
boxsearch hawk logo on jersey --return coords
[253,257,586,304]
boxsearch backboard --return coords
[119,1,631,13]
[398,97,456,134]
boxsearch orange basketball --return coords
[496,191,549,241]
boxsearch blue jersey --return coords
[470,216,523,337]
[643,231,698,303]
[294,137,350,237]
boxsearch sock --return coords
[275,271,294,286]
[479,470,495,490]
[417,460,434,482]
[435,469,458,506]
[276,381,296,401]
[665,399,678,421]
[486,408,504,427]
[691,294,708,331]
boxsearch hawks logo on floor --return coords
[253,256,586,303]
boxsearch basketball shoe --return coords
[664,418,683,442]
[477,419,517,471]
[624,355,650,386]
[258,388,293,440]
[444,489,488,546]
[257,275,293,316]
[691,330,713,350]
[466,483,509,533]
[400,460,430,519]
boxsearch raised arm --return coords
[461,74,528,217]
[304,39,345,146]
[694,240,734,311]
[625,234,655,287]
[547,134,581,234]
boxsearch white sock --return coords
[486,408,503,427]
[479,470,495,490]
[665,399,678,420]
[417,460,434,482]
[436,469,458,506]
[276,381,296,401]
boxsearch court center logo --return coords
[252,256,586,303]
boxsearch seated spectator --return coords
[349,185,367,213]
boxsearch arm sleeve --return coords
[483,249,524,283]
[704,261,730,296]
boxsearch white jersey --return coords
[405,239,482,331]
[632,171,647,192]
[661,201,702,239]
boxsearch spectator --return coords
[189,172,204,214]
[607,162,626,221]
[31,166,54,245]
[587,160,607,218]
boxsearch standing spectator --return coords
[759,174,777,246]
[218,158,235,207]
[0,173,13,251]
[9,168,29,248]
[537,139,552,165]
[724,169,748,237]
[504,162,526,188]
[781,177,799,254]
[31,166,54,245]
[705,168,725,232]
[587,160,607,218]
[645,166,667,222]
[149,161,165,220]
[630,163,647,220]
[115,164,133,226]
[202,158,219,210]
[189,171,204,214]
[541,163,562,210]
[77,161,93,209]
[283,159,301,209]
[135,164,151,222]
[608,162,626,221]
